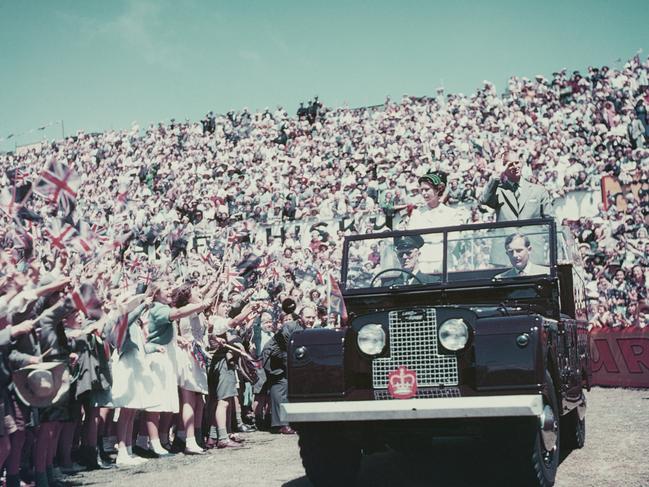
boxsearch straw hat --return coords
[12,362,70,408]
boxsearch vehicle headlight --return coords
[357,324,386,355]
[438,318,469,351]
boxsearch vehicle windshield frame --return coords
[341,218,558,295]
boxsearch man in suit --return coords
[480,151,554,222]
[381,235,439,286]
[495,233,550,279]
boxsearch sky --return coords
[1,0,648,151]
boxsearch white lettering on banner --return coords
[119,190,601,263]
[555,190,600,220]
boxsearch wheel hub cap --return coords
[539,404,558,452]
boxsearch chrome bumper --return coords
[281,395,543,423]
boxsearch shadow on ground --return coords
[283,436,574,487]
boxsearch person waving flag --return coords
[44,218,77,252]
[327,273,348,324]
[34,159,81,215]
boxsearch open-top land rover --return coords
[281,219,591,487]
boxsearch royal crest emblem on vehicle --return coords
[387,366,418,399]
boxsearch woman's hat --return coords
[12,362,70,408]
[418,170,448,188]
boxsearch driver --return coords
[380,235,437,286]
[495,233,550,278]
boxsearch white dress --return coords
[407,204,466,273]
[176,314,209,394]
[108,322,160,410]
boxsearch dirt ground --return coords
[68,387,648,487]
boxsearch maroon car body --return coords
[283,219,590,487]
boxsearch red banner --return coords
[590,327,649,388]
[601,174,646,212]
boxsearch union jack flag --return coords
[44,219,77,252]
[127,255,143,273]
[140,267,153,288]
[226,267,246,291]
[231,277,246,292]
[0,170,33,217]
[0,188,17,218]
[121,273,130,291]
[201,251,216,269]
[34,159,81,214]
[12,169,29,185]
[96,332,111,360]
[96,239,122,259]
[190,341,209,369]
[70,283,103,319]
[5,168,30,187]
[90,221,106,233]
[128,257,152,286]
[315,270,325,285]
[116,178,129,205]
[270,266,280,280]
[257,254,273,273]
[328,273,348,324]
[227,266,241,279]
[90,224,108,241]
[12,227,34,262]
[96,229,130,258]
[73,221,96,255]
[113,312,129,353]
[236,253,261,275]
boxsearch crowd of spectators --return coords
[0,54,648,484]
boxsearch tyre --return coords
[512,371,561,487]
[560,399,586,451]
[297,424,362,487]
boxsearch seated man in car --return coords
[495,233,550,278]
[380,234,439,286]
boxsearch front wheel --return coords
[297,424,362,487]
[511,371,561,487]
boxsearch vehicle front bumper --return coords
[281,394,543,423]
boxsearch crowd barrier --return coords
[590,327,649,388]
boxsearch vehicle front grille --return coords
[373,387,461,400]
[372,308,459,389]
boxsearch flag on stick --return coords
[328,273,348,324]
[0,188,17,218]
[73,221,96,255]
[113,312,129,353]
[34,159,80,214]
[70,283,103,319]
[44,219,77,252]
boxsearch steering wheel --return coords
[370,268,423,287]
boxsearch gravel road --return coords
[68,387,648,487]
